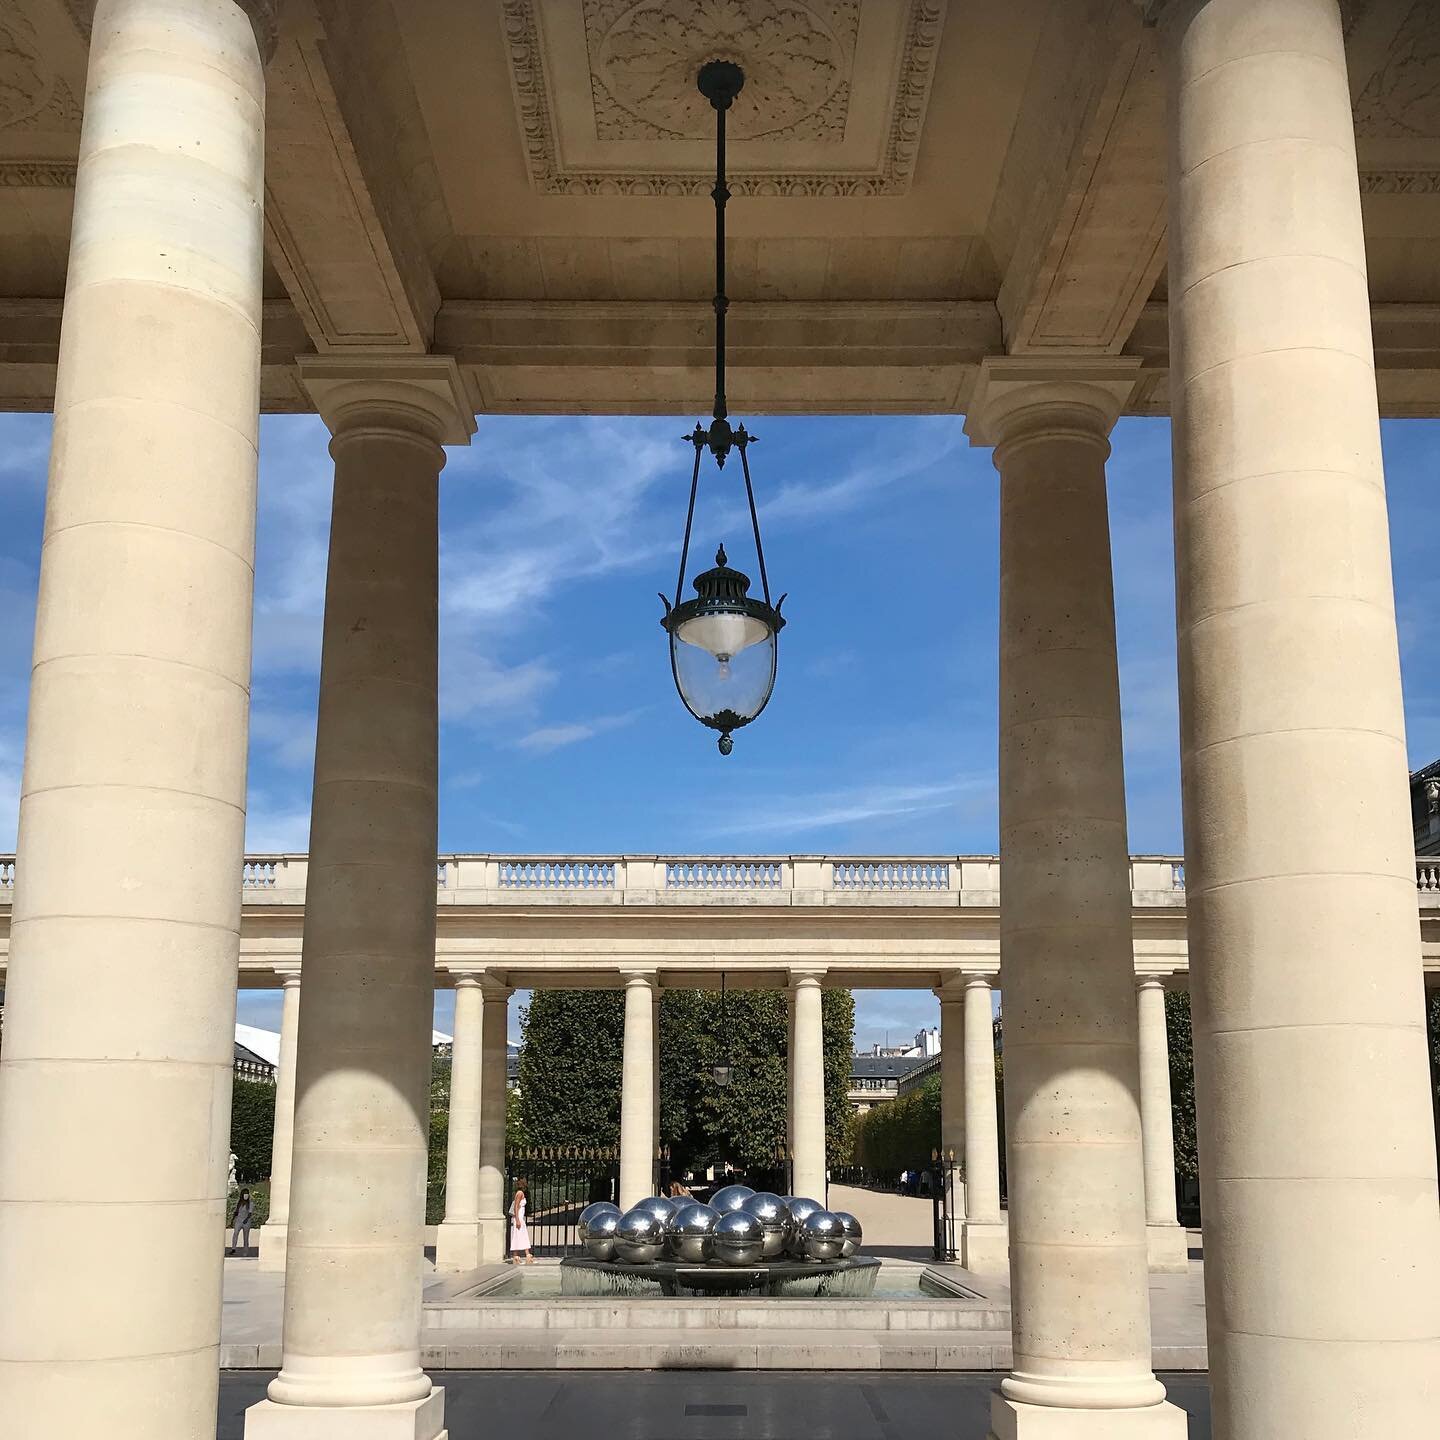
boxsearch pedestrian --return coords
[509,1177,534,1265]
[228,1188,253,1256]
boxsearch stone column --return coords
[966,359,1183,1437]
[936,980,967,1225]
[245,359,472,1440]
[1157,2,1440,1434]
[1136,978,1187,1272]
[652,988,662,1167]
[619,972,657,1208]
[477,977,511,1264]
[435,976,484,1271]
[0,3,270,1436]
[786,989,798,1169]
[259,972,302,1271]
[960,975,1007,1274]
[790,971,827,1202]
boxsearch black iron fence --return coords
[504,1146,620,1257]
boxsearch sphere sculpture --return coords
[633,1195,678,1226]
[741,1192,792,1260]
[713,1210,765,1265]
[709,1183,756,1214]
[784,1196,822,1256]
[834,1211,863,1259]
[614,1207,666,1264]
[800,1210,846,1262]
[578,1202,622,1261]
[666,1202,721,1262]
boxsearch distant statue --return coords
[1426,778,1440,816]
[228,1152,238,1194]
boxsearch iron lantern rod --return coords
[669,429,706,612]
[736,431,773,609]
[711,83,731,424]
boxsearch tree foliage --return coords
[851,1072,940,1174]
[515,987,855,1173]
[229,1076,275,1184]
[1165,991,1199,1180]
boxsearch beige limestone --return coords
[619,970,657,1208]
[259,972,303,1271]
[435,977,484,1271]
[937,981,967,1222]
[959,974,1007,1274]
[0,2,266,1436]
[1159,1,1440,1435]
[477,979,511,1264]
[1135,978,1187,1273]
[252,364,470,1439]
[790,971,827,1202]
[968,358,1181,1434]
[652,989,662,1163]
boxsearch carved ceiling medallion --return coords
[588,0,854,142]
[503,0,946,196]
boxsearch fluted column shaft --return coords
[435,977,484,1270]
[259,973,302,1270]
[1158,2,1440,1434]
[967,360,1181,1434]
[790,973,826,1201]
[961,977,1001,1227]
[937,985,967,1221]
[477,981,510,1263]
[0,3,267,1435]
[619,972,657,1208]
[1136,978,1187,1272]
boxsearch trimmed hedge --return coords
[229,1076,275,1184]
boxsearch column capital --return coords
[1135,973,1167,992]
[620,968,658,989]
[963,356,1142,449]
[275,968,302,988]
[299,356,476,447]
[934,974,968,1002]
[788,967,826,989]
[963,973,994,993]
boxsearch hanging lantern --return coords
[659,61,786,756]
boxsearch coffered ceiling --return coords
[2,0,1440,416]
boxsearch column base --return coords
[961,1219,1009,1274]
[434,1221,482,1272]
[258,1224,288,1272]
[989,1393,1188,1439]
[245,1388,445,1440]
[1146,1223,1189,1273]
[479,1215,507,1265]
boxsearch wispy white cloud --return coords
[244,803,312,854]
[515,708,645,754]
[706,775,988,839]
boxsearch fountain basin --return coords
[558,1255,880,1298]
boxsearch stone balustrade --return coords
[4,852,1438,910]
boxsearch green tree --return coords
[229,1076,275,1183]
[515,987,855,1173]
[1165,990,1198,1181]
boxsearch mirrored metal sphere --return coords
[713,1210,765,1265]
[833,1210,863,1258]
[666,1202,721,1263]
[614,1207,666,1264]
[783,1196,823,1255]
[634,1195,678,1226]
[801,1210,846,1262]
[710,1183,756,1214]
[580,1205,622,1261]
[741,1192,792,1260]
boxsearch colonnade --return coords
[255,963,1186,1288]
[0,2,1436,1439]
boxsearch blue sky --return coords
[3,412,1438,1049]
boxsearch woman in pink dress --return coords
[509,1178,533,1264]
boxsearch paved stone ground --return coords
[218,1371,1213,1438]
